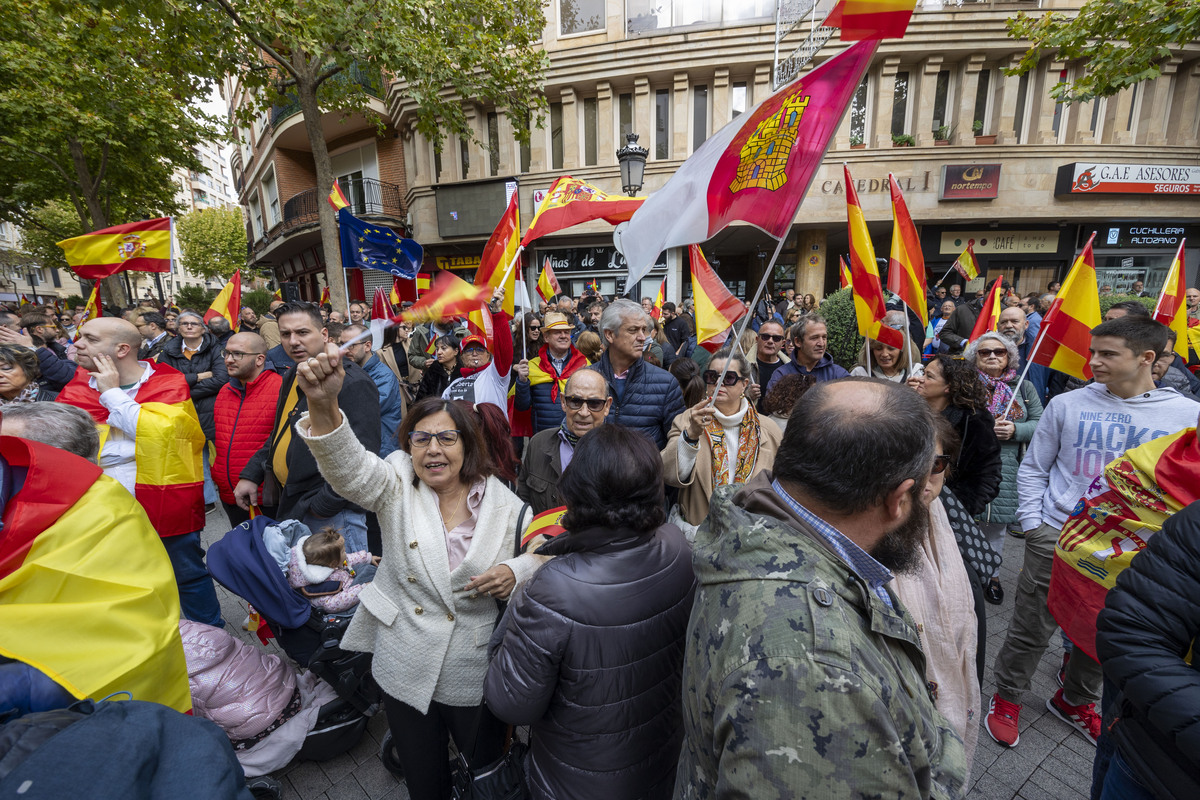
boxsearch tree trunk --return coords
[296,64,348,315]
[68,138,129,309]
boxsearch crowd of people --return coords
[1,278,1199,800]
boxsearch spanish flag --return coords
[536,257,561,302]
[521,176,643,248]
[1153,240,1188,359]
[82,284,103,322]
[846,166,905,350]
[521,505,568,549]
[967,274,1005,343]
[320,286,331,306]
[401,270,491,325]
[888,174,928,327]
[824,0,917,41]
[650,278,666,321]
[691,245,747,348]
[0,436,191,712]
[951,242,980,281]
[475,191,520,316]
[57,218,173,279]
[1031,232,1102,380]
[838,255,852,290]
[204,270,242,332]
[328,182,351,211]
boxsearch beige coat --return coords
[661,410,782,526]
[296,411,547,712]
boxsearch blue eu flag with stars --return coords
[337,208,422,279]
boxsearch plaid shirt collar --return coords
[770,479,895,609]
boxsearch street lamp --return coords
[615,133,649,197]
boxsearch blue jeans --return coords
[1099,751,1157,800]
[161,531,225,628]
[202,445,217,505]
[300,508,368,554]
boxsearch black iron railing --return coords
[270,63,384,128]
[280,177,404,235]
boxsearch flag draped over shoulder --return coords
[57,218,173,279]
[475,192,520,316]
[968,275,1004,343]
[204,270,242,332]
[1154,240,1188,359]
[338,208,422,279]
[400,270,491,325]
[0,436,191,712]
[888,174,927,327]
[617,40,879,288]
[1032,233,1102,380]
[536,258,561,302]
[1049,426,1199,660]
[952,242,980,281]
[520,176,643,248]
[690,245,747,347]
[844,165,905,350]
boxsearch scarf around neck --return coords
[705,399,762,488]
[977,367,1023,421]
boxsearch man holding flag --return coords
[515,311,590,434]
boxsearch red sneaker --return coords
[1047,688,1101,745]
[985,693,1022,747]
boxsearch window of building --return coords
[732,82,748,118]
[1127,83,1140,131]
[619,93,633,137]
[1051,68,1068,137]
[434,146,443,184]
[1090,97,1105,136]
[627,0,671,35]
[890,71,909,136]
[693,84,709,151]
[550,102,564,169]
[583,97,598,166]
[655,88,670,159]
[674,0,720,27]
[487,111,501,176]
[973,69,992,133]
[1013,71,1030,142]
[932,70,951,136]
[459,137,470,179]
[849,76,868,142]
[519,112,532,173]
[248,193,263,240]
[559,0,604,36]
[261,166,280,227]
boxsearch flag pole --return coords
[865,333,872,375]
[902,302,915,377]
[935,265,957,288]
[998,338,1045,420]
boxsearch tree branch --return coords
[91,142,110,195]
[314,63,345,90]
[201,0,301,83]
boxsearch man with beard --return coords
[675,378,967,800]
[997,306,1049,400]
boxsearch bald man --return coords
[57,317,222,627]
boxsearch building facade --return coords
[0,220,85,304]
[389,0,1199,305]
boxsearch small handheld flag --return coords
[951,243,980,281]
[967,275,1005,343]
[204,270,242,333]
[1031,233,1102,380]
[320,286,331,306]
[83,284,102,322]
[521,506,567,549]
[650,278,666,321]
[536,258,561,302]
[690,245,747,349]
[328,183,351,211]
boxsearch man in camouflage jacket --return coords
[674,379,967,800]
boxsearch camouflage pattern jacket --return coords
[674,473,967,800]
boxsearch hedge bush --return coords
[816,287,863,370]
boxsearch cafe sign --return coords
[938,230,1060,255]
[1055,162,1200,196]
[939,164,1001,200]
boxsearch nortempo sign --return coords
[940,164,1001,200]
[1055,163,1200,196]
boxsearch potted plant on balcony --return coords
[891,133,915,148]
[849,134,865,149]
[973,119,997,145]
[934,125,953,145]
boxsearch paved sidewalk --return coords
[203,512,1094,800]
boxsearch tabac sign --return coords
[1055,163,1200,196]
[939,164,1001,200]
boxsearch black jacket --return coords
[593,351,685,449]
[414,360,460,403]
[938,299,983,353]
[516,427,563,515]
[485,524,696,800]
[158,331,229,440]
[1096,500,1200,800]
[942,404,1002,517]
[239,360,381,520]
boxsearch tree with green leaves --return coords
[0,0,225,307]
[1007,0,1200,102]
[176,207,249,282]
[203,0,548,313]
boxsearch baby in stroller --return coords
[286,527,378,614]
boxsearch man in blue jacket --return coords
[339,324,403,457]
[514,312,590,433]
[765,315,849,395]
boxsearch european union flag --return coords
[337,208,422,279]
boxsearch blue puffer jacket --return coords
[593,352,685,449]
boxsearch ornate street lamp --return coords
[615,133,649,197]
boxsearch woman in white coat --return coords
[293,343,548,800]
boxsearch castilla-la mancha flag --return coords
[57,218,173,279]
[617,40,879,288]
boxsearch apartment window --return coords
[550,102,564,170]
[849,76,868,142]
[693,84,709,151]
[890,71,909,136]
[1090,97,1104,135]
[973,69,991,133]
[1013,71,1030,142]
[487,111,501,176]
[434,146,443,184]
[519,112,532,173]
[655,89,670,159]
[732,82,748,118]
[1051,69,1068,136]
[618,93,633,138]
[1127,83,1140,131]
[261,167,280,227]
[932,70,950,136]
[459,137,470,179]
[51,268,61,288]
[559,0,604,36]
[583,97,598,166]
[248,194,263,240]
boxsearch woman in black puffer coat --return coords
[485,425,696,800]
[157,312,229,440]
[1095,500,1200,800]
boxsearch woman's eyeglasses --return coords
[931,454,952,475]
[703,370,743,386]
[976,348,1007,357]
[563,395,606,412]
[528,325,541,331]
[409,430,460,447]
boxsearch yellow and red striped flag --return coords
[82,284,102,322]
[952,242,980,281]
[401,270,491,325]
[475,191,520,316]
[1153,240,1188,359]
[838,255,852,290]
[691,245,747,348]
[389,279,402,306]
[327,182,351,211]
[520,177,643,248]
[204,270,242,332]
[968,274,1005,343]
[824,0,918,41]
[521,506,567,549]
[888,173,928,328]
[845,166,905,350]
[650,278,666,321]
[57,218,173,279]
[272,289,282,301]
[320,286,331,306]
[1032,232,1102,380]
[536,258,561,302]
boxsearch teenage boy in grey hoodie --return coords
[986,316,1198,749]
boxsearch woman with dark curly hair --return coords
[485,424,696,800]
[761,372,816,431]
[0,344,54,404]
[916,355,1002,517]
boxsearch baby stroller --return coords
[207,516,382,762]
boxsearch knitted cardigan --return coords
[295,411,547,712]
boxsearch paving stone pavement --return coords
[202,510,1095,799]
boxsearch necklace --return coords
[437,484,468,531]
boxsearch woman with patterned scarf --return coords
[964,331,1043,604]
[662,345,782,533]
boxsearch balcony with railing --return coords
[269,63,385,129]
[278,177,404,239]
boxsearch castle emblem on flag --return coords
[118,234,147,261]
[729,94,810,193]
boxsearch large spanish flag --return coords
[57,218,173,279]
[204,270,242,332]
[1031,232,1102,380]
[968,274,1005,343]
[476,191,520,316]
[0,436,191,712]
[1048,426,1198,660]
[521,505,568,549]
[57,361,206,538]
[845,166,905,350]
[824,0,918,41]
[691,245,747,347]
[520,176,643,248]
[888,173,928,327]
[1153,239,1188,359]
[400,270,492,325]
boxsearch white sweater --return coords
[296,411,547,712]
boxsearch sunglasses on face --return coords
[976,348,1007,357]
[931,454,951,475]
[758,333,784,342]
[409,430,460,447]
[703,370,743,386]
[563,395,606,412]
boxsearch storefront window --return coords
[619,93,633,137]
[559,0,604,36]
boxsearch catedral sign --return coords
[1055,163,1200,196]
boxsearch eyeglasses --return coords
[758,333,784,342]
[408,430,460,447]
[222,350,265,360]
[931,454,952,475]
[976,348,1008,357]
[178,320,203,328]
[703,370,744,386]
[563,395,606,412]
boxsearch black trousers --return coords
[222,501,251,529]
[382,693,506,800]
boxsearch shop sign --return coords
[939,164,1001,200]
[1055,163,1200,196]
[540,245,666,275]
[938,230,1060,255]
[818,171,933,195]
[435,254,481,270]
[1100,223,1198,248]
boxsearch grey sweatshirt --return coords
[1016,382,1199,531]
